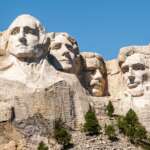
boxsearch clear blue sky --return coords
[0,0,150,60]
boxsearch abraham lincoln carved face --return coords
[121,53,148,97]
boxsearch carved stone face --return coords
[50,34,78,73]
[121,53,147,97]
[7,15,44,59]
[82,53,106,97]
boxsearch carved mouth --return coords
[59,59,71,64]
[92,88,99,93]
[16,44,27,49]
[91,83,102,91]
[127,83,138,88]
[90,80,100,86]
[91,84,100,88]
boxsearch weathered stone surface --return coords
[0,141,17,150]
[80,52,108,97]
[0,31,8,56]
[1,13,150,149]
[0,102,12,122]
[0,68,89,130]
[7,14,48,61]
[47,32,81,74]
[70,130,142,150]
[0,14,89,143]
[116,45,150,132]
[106,59,124,98]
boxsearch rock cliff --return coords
[0,14,150,149]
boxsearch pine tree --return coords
[83,106,101,135]
[125,109,138,126]
[37,141,48,150]
[117,109,147,145]
[54,119,71,147]
[106,101,114,117]
[117,115,127,134]
[105,124,116,141]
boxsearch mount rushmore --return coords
[0,14,150,149]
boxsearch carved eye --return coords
[132,63,145,70]
[11,27,20,35]
[100,67,105,76]
[51,43,62,49]
[65,44,73,51]
[99,62,105,76]
[86,69,95,75]
[24,26,39,36]
[121,66,129,73]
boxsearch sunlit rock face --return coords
[0,14,49,84]
[120,53,147,97]
[7,14,47,61]
[0,31,9,56]
[0,32,5,55]
[117,45,150,131]
[48,32,81,74]
[81,52,107,97]
[0,14,90,143]
[106,59,123,98]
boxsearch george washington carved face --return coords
[7,14,45,60]
[121,53,148,97]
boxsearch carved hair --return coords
[81,52,107,77]
[8,14,46,42]
[118,45,150,67]
[0,31,9,56]
[3,14,49,53]
[48,32,79,56]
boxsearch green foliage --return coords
[54,119,71,147]
[134,124,147,141]
[117,115,127,134]
[55,128,71,146]
[125,109,138,126]
[126,124,147,144]
[106,101,114,117]
[126,125,136,142]
[125,109,147,143]
[117,109,147,145]
[105,124,116,141]
[83,106,101,135]
[37,141,48,150]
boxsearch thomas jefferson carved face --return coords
[121,53,147,97]
[81,52,107,97]
[7,14,45,60]
[50,33,79,73]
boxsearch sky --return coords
[0,0,150,60]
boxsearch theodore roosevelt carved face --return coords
[81,52,107,97]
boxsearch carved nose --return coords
[128,76,135,84]
[19,37,27,45]
[62,51,70,58]
[94,70,102,80]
